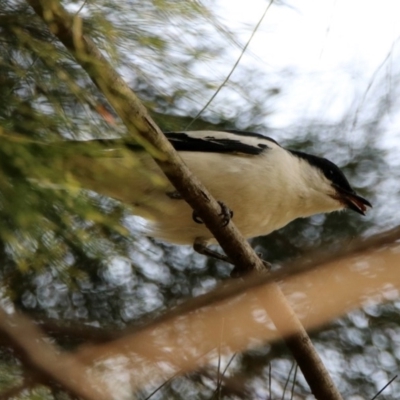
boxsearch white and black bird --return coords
[66,130,371,252]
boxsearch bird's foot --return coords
[192,201,233,226]
[218,201,233,227]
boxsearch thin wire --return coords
[222,353,236,376]
[75,0,89,16]
[319,0,337,60]
[351,36,400,130]
[215,317,226,398]
[268,363,272,400]
[370,375,397,400]
[289,364,298,400]
[185,0,275,130]
[143,371,180,400]
[281,361,295,400]
[216,345,222,397]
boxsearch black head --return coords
[289,150,372,215]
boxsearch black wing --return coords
[164,130,278,155]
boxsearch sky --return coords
[214,0,400,131]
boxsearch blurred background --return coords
[0,0,399,398]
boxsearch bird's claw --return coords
[218,201,233,227]
[192,201,233,226]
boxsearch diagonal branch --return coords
[74,226,400,385]
[27,225,400,348]
[26,1,343,399]
[0,308,112,400]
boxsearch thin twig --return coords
[352,37,400,130]
[215,348,222,398]
[290,364,298,400]
[143,370,182,400]
[268,363,272,400]
[370,375,397,400]
[222,353,236,377]
[74,0,88,16]
[281,361,295,400]
[185,0,275,130]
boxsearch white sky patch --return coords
[214,0,400,129]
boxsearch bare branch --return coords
[0,308,112,400]
[73,227,400,390]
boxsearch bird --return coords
[63,130,371,257]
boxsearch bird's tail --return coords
[28,139,173,221]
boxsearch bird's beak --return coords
[333,185,372,215]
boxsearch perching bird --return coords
[64,130,371,253]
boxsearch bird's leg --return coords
[218,201,234,227]
[192,201,234,261]
[192,201,233,226]
[193,237,232,264]
[166,191,234,227]
[191,202,271,271]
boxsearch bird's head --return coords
[289,150,372,216]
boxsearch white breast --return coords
[141,145,340,244]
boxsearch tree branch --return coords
[24,225,400,348]
[74,226,400,386]
[0,308,112,400]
